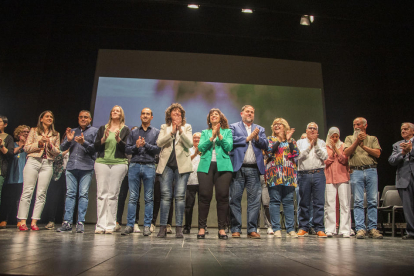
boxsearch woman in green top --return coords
[197,108,233,239]
[94,105,130,234]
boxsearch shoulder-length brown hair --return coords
[36,110,58,136]
[106,105,126,129]
[165,103,186,126]
[207,108,229,129]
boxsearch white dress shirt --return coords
[187,147,200,185]
[296,138,328,171]
[243,123,256,164]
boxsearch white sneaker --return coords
[287,231,298,238]
[134,223,141,233]
[115,223,121,232]
[105,230,113,234]
[267,228,274,235]
[150,224,155,233]
[257,228,260,234]
[274,230,282,238]
[95,229,105,234]
[342,233,351,238]
[350,229,355,236]
[326,232,333,237]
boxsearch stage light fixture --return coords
[310,15,315,23]
[242,9,253,13]
[300,15,310,26]
[188,4,199,9]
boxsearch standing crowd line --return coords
[0,104,413,240]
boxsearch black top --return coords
[166,139,178,169]
[0,134,14,177]
[94,125,130,159]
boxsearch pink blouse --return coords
[324,144,350,184]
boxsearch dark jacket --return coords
[94,125,130,159]
[0,134,14,177]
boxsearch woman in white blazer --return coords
[156,103,193,238]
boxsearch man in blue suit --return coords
[388,122,414,239]
[229,105,268,239]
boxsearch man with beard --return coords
[344,117,382,239]
[388,122,414,239]
[123,108,160,236]
[229,105,268,239]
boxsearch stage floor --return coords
[0,224,413,276]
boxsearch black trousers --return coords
[398,180,414,236]
[0,183,23,223]
[117,175,140,224]
[152,175,174,225]
[197,162,232,230]
[184,185,199,229]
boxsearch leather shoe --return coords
[19,224,29,231]
[183,228,190,234]
[402,234,414,240]
[197,234,205,239]
[232,232,241,238]
[31,225,40,231]
[247,232,261,239]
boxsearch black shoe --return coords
[205,227,209,234]
[121,226,133,236]
[157,225,167,238]
[218,232,228,240]
[197,234,205,239]
[309,228,317,235]
[403,234,414,240]
[183,228,190,234]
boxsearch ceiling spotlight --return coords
[242,9,253,13]
[300,15,310,26]
[310,15,315,23]
[188,4,199,9]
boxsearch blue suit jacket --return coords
[388,140,414,189]
[229,121,268,175]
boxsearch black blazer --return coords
[94,125,130,159]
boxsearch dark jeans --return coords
[0,183,23,223]
[298,170,326,232]
[117,175,140,224]
[230,166,262,233]
[198,162,232,230]
[398,180,414,236]
[43,173,67,223]
[269,185,295,233]
[184,185,199,229]
[152,175,174,225]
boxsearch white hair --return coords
[306,122,318,130]
[402,122,414,130]
[354,117,367,126]
[193,132,201,137]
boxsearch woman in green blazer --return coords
[197,108,233,239]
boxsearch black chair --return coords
[377,190,404,237]
[380,185,397,205]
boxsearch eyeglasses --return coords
[21,131,29,133]
[79,116,90,119]
[307,127,317,131]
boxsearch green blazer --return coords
[197,128,233,173]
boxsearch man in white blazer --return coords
[388,122,414,239]
[156,103,193,238]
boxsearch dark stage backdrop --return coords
[1,1,413,224]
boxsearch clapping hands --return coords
[136,136,146,148]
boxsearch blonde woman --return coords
[324,127,351,237]
[17,111,60,231]
[265,118,299,238]
[93,105,130,234]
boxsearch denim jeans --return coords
[64,169,94,224]
[298,170,326,232]
[127,163,156,227]
[296,186,313,227]
[350,168,378,231]
[230,167,262,234]
[269,185,295,233]
[160,166,189,226]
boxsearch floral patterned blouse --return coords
[265,136,299,188]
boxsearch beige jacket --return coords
[24,127,60,160]
[156,123,193,174]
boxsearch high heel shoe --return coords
[218,231,228,240]
[197,229,205,239]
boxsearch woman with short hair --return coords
[94,105,130,234]
[156,103,193,238]
[265,118,299,238]
[17,111,60,231]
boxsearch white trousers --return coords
[17,157,54,220]
[94,162,128,231]
[324,182,351,235]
